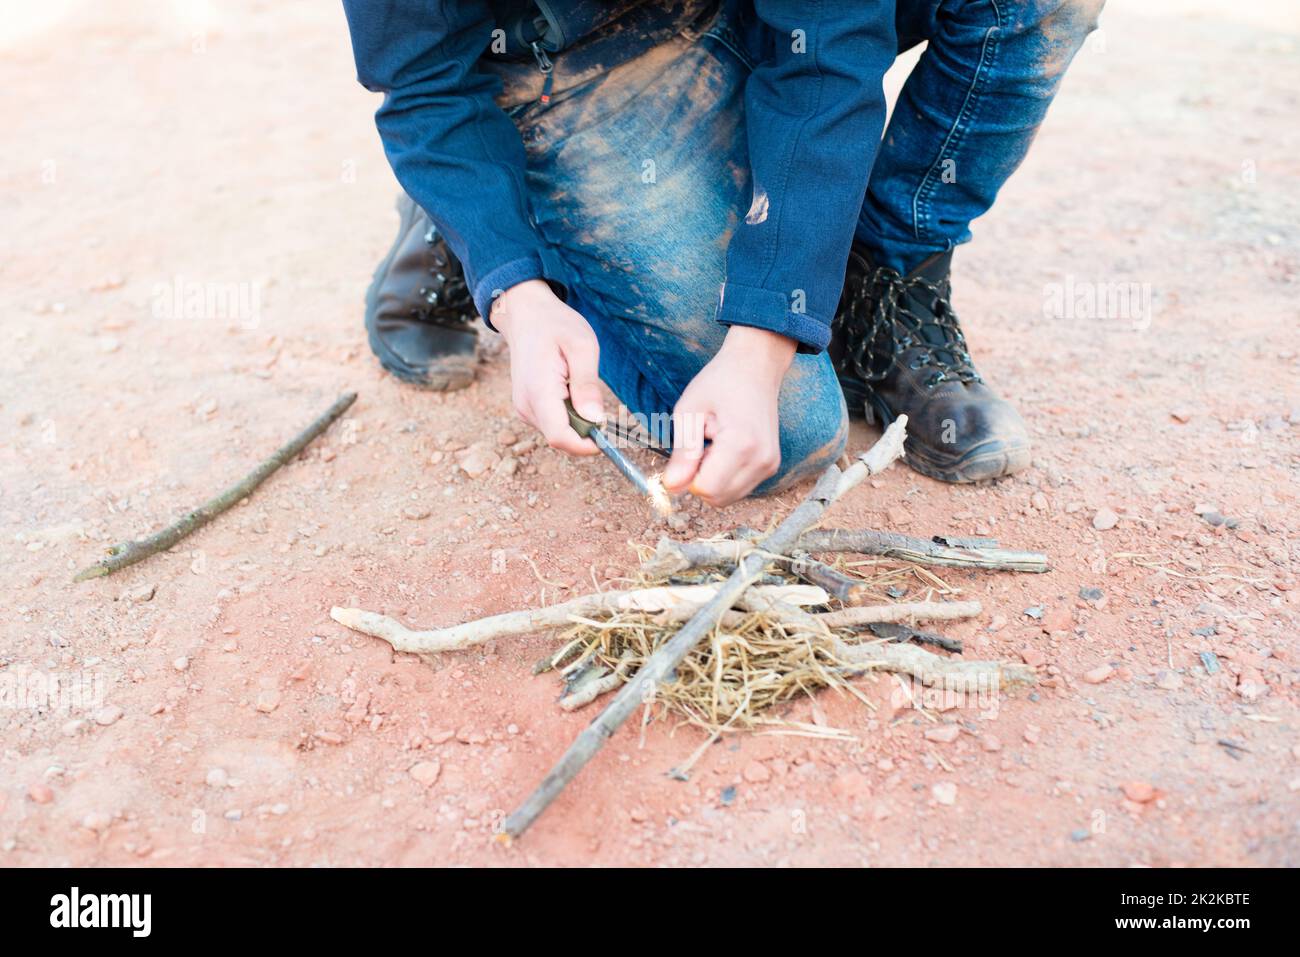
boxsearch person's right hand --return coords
[490,279,604,456]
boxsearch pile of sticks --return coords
[330,417,1049,839]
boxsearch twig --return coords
[330,583,827,654]
[817,600,981,629]
[787,551,872,604]
[801,529,1049,573]
[644,527,1049,578]
[830,638,1035,691]
[864,622,963,654]
[558,652,633,711]
[499,416,910,840]
[73,392,357,582]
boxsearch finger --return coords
[664,405,709,492]
[692,434,779,507]
[532,377,599,456]
[562,340,605,424]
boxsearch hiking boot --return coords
[830,246,1031,483]
[365,192,478,390]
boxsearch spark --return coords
[646,473,673,517]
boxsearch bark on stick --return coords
[73,392,357,582]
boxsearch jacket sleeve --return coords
[715,1,897,353]
[342,0,569,322]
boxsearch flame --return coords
[646,473,673,517]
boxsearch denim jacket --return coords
[342,0,896,352]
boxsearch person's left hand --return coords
[662,327,796,507]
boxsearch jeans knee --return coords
[754,356,849,496]
[1016,0,1106,84]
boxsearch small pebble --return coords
[1092,507,1119,531]
[1082,664,1114,684]
[1120,781,1157,803]
[94,705,124,726]
[931,782,957,806]
[409,760,442,786]
[924,725,961,744]
[28,784,54,804]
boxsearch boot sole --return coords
[364,197,478,393]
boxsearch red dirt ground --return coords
[2,0,1297,866]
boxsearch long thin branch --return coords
[644,527,1049,578]
[830,637,1036,691]
[73,392,357,582]
[330,583,827,654]
[818,600,981,628]
[800,529,1050,573]
[500,416,910,840]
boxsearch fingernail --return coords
[578,403,604,424]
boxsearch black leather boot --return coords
[365,193,478,390]
[830,246,1031,483]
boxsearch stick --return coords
[831,637,1035,691]
[864,621,963,654]
[817,600,981,629]
[500,417,909,840]
[73,392,357,582]
[558,652,633,711]
[644,528,1049,578]
[787,551,872,604]
[739,594,1019,688]
[330,583,827,654]
[800,529,1050,573]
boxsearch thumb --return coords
[563,341,605,424]
[664,405,708,492]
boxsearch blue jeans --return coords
[493,0,1102,493]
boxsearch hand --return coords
[491,279,604,456]
[663,326,796,507]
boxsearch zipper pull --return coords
[530,41,555,104]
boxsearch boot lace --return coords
[836,265,981,389]
[412,225,476,326]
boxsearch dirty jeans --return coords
[492,0,1103,492]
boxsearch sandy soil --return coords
[2,0,1298,867]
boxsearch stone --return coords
[255,689,281,713]
[1155,670,1183,691]
[456,442,500,478]
[931,782,957,806]
[205,768,229,788]
[28,784,54,804]
[1021,648,1047,668]
[1041,605,1073,633]
[1092,508,1119,531]
[742,761,771,783]
[1082,664,1114,684]
[980,734,1003,753]
[409,760,442,786]
[1120,781,1157,803]
[94,705,124,726]
[923,725,961,744]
